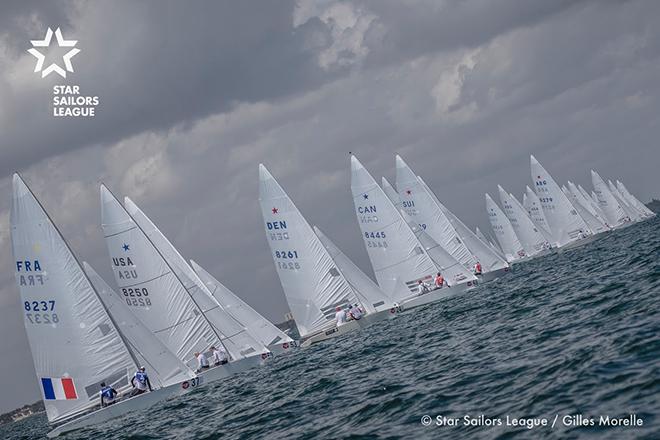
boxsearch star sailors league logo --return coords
[28,27,80,78]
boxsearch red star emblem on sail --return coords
[272,207,278,214]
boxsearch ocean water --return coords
[3,217,659,440]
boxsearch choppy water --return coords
[3,217,659,440]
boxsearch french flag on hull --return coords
[41,377,78,400]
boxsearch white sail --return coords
[617,180,654,217]
[313,226,401,311]
[100,185,220,368]
[498,185,550,255]
[591,170,629,226]
[190,260,293,347]
[608,180,642,221]
[399,210,477,286]
[124,198,268,360]
[485,193,526,262]
[350,155,440,297]
[475,226,505,259]
[381,177,400,207]
[562,185,609,234]
[523,185,553,238]
[576,184,609,222]
[395,155,477,269]
[568,181,610,228]
[259,164,361,338]
[83,262,195,386]
[417,176,509,274]
[11,175,139,423]
[531,155,592,247]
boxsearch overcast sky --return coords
[1,0,659,413]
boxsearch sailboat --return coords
[485,193,526,263]
[567,181,611,231]
[408,173,510,282]
[190,260,298,355]
[350,155,476,309]
[562,185,609,234]
[11,174,199,438]
[531,156,593,249]
[475,226,506,260]
[100,186,265,386]
[616,180,655,218]
[259,164,399,347]
[591,170,630,227]
[497,185,552,258]
[608,180,643,222]
[123,197,272,362]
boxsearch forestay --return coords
[11,175,138,423]
[124,198,267,360]
[395,155,477,269]
[100,186,220,367]
[485,193,525,262]
[190,260,293,347]
[350,155,439,297]
[531,155,591,247]
[259,164,359,338]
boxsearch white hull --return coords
[557,233,599,253]
[477,267,510,283]
[48,379,196,437]
[399,283,470,311]
[267,340,300,355]
[48,355,264,437]
[299,308,400,347]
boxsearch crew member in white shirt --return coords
[335,306,347,326]
[195,351,210,373]
[210,345,228,366]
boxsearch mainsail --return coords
[616,180,654,217]
[190,260,294,347]
[417,176,509,274]
[531,155,591,247]
[350,155,439,297]
[258,164,360,337]
[562,185,608,234]
[523,185,553,237]
[485,193,525,262]
[394,155,476,269]
[83,262,194,386]
[591,170,628,226]
[497,185,549,255]
[608,180,642,222]
[11,174,139,423]
[100,185,220,367]
[124,197,268,360]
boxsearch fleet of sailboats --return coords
[8,151,655,436]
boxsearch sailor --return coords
[418,279,430,294]
[434,273,446,289]
[348,304,363,320]
[195,351,210,373]
[335,306,347,326]
[99,382,118,407]
[130,367,152,396]
[210,345,229,366]
[473,262,482,275]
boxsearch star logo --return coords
[122,243,130,252]
[28,27,80,78]
[362,194,368,200]
[272,207,278,214]
[406,190,412,195]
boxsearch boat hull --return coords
[267,340,300,355]
[477,266,510,283]
[399,282,470,311]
